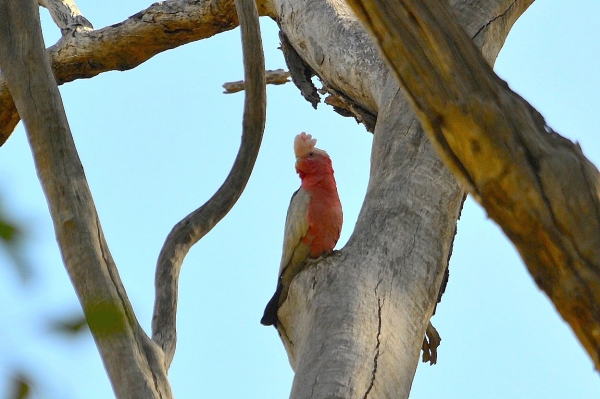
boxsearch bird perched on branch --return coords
[261,132,343,326]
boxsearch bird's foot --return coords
[305,250,341,266]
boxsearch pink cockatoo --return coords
[261,132,343,326]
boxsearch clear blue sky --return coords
[0,1,598,398]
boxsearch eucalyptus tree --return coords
[0,0,598,398]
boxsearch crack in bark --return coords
[576,146,600,229]
[472,0,517,40]
[93,220,166,397]
[574,152,600,283]
[308,363,320,399]
[93,220,135,337]
[95,218,165,397]
[509,130,600,350]
[363,296,382,399]
[163,27,194,35]
[144,339,165,399]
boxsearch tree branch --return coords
[0,0,275,146]
[151,0,266,369]
[0,0,172,397]
[347,0,600,370]
[222,68,290,93]
[269,1,540,397]
[38,0,93,33]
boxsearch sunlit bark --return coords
[347,0,600,370]
[4,1,594,398]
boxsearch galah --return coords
[261,132,343,326]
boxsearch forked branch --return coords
[151,0,266,369]
[347,0,600,369]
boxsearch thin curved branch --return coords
[151,0,266,369]
[0,0,275,146]
[0,1,172,397]
[347,0,600,369]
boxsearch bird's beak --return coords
[295,157,306,173]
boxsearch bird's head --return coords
[294,132,333,179]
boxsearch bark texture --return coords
[223,68,290,93]
[38,0,93,33]
[347,0,600,370]
[152,0,266,369]
[0,0,276,145]
[0,1,172,398]
[280,86,463,399]
[271,0,535,398]
[0,0,265,395]
[2,0,595,398]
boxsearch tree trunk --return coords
[280,83,464,399]
[0,0,264,397]
[272,0,535,397]
[346,0,600,370]
[3,0,594,398]
[0,1,172,398]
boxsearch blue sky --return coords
[0,1,598,398]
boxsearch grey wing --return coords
[278,187,311,277]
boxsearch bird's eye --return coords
[308,151,314,157]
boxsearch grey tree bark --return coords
[2,0,596,398]
[0,1,172,397]
[272,1,536,397]
[0,0,265,397]
[37,0,93,33]
[346,0,600,370]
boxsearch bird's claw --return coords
[305,250,340,266]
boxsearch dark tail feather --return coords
[261,283,283,326]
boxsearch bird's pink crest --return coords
[294,132,328,158]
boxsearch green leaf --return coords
[0,218,16,241]
[49,314,89,336]
[0,210,31,283]
[8,373,31,399]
